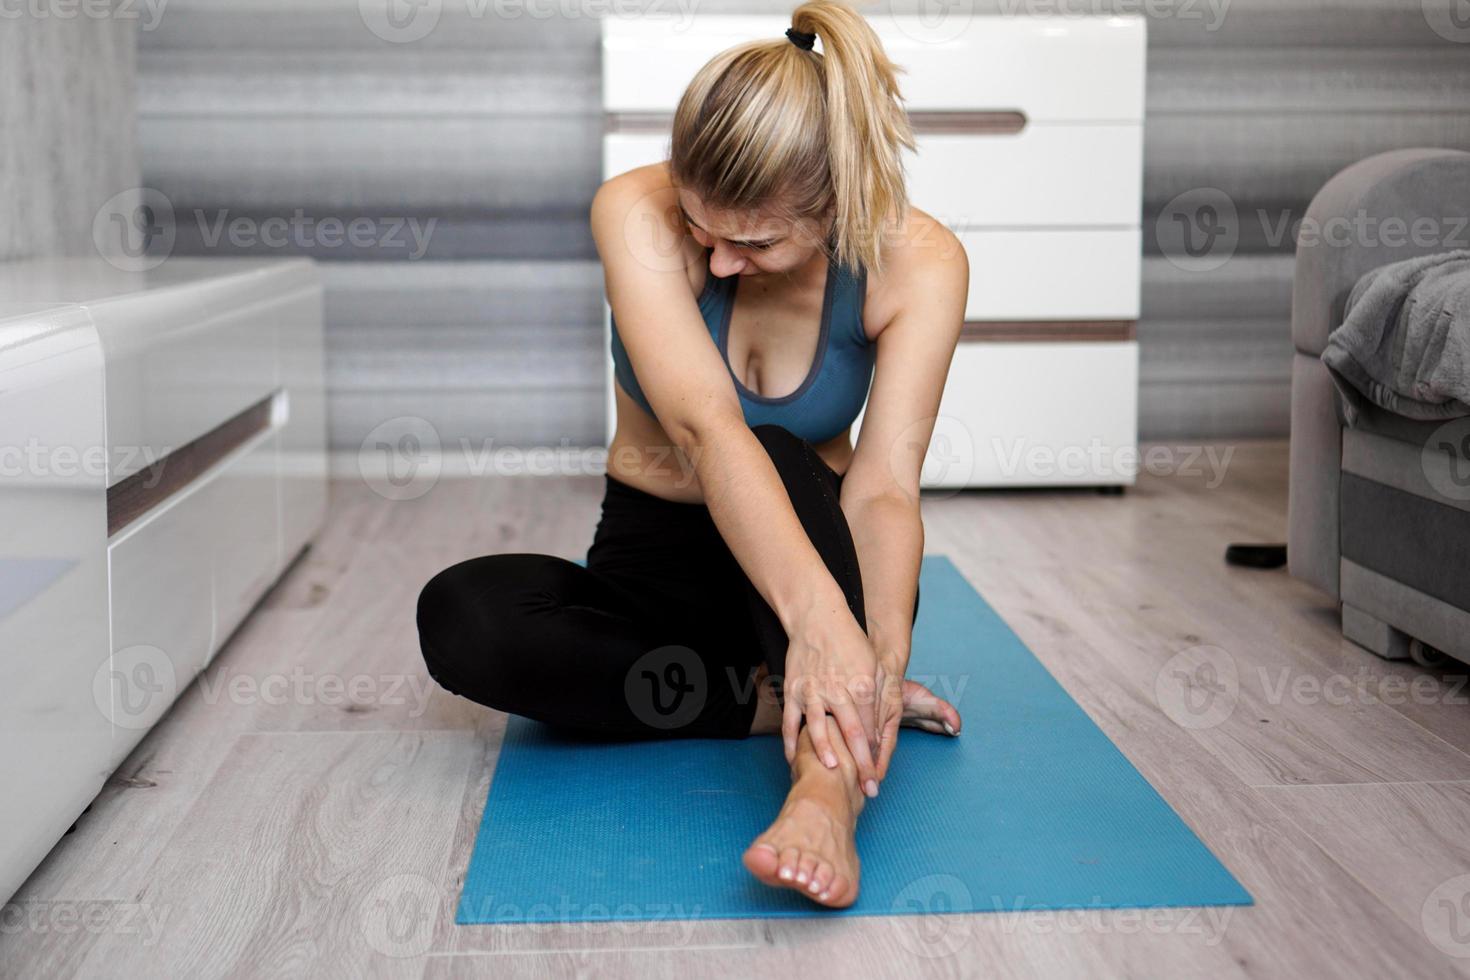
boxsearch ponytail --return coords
[670,0,915,275]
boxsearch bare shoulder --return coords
[864,207,969,339]
[591,163,674,239]
[591,162,697,283]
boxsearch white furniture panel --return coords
[906,129,1142,228]
[0,304,113,906]
[961,229,1142,321]
[854,342,1140,487]
[604,15,1146,121]
[208,430,282,646]
[0,259,327,903]
[106,468,217,749]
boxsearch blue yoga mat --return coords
[457,555,1251,923]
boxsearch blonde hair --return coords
[669,0,915,276]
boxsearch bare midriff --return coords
[606,384,854,505]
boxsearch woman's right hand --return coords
[781,600,884,798]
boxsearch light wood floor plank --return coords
[5,442,1470,978]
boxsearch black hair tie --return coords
[785,27,816,51]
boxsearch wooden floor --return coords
[4,442,1470,979]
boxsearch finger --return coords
[877,711,900,781]
[831,701,879,796]
[807,704,839,769]
[782,697,802,764]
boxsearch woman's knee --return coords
[415,553,568,703]
[749,424,808,470]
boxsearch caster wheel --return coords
[1409,638,1448,669]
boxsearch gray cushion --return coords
[1292,149,1470,357]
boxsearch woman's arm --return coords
[591,176,885,791]
[839,220,968,778]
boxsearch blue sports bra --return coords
[610,250,875,444]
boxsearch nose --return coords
[707,242,747,278]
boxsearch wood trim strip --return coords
[107,394,276,537]
[959,320,1137,343]
[606,110,1027,136]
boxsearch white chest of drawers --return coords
[602,13,1144,487]
[0,259,327,902]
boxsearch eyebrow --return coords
[679,205,782,248]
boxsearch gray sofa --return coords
[1288,148,1470,667]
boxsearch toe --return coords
[741,841,780,885]
[777,847,801,882]
[796,852,818,885]
[809,860,833,896]
[822,873,856,908]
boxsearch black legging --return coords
[415,424,916,739]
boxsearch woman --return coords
[417,0,967,908]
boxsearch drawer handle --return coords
[606,109,1027,136]
[107,392,278,537]
[909,110,1027,136]
[959,320,1135,343]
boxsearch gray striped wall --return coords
[1,6,138,261]
[135,0,1470,448]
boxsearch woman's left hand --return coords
[873,655,906,780]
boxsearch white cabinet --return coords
[0,259,327,902]
[601,14,1144,486]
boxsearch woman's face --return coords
[677,189,826,278]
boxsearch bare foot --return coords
[748,672,963,738]
[742,726,863,908]
[897,678,962,736]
